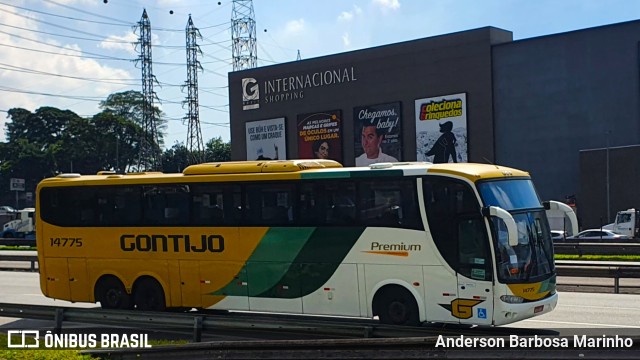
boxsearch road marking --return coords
[522,319,640,328]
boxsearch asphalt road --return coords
[1,270,639,335]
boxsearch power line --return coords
[0,42,133,61]
[41,0,132,25]
[0,62,138,85]
[0,2,133,27]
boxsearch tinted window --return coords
[191,184,241,226]
[358,179,421,229]
[245,183,294,225]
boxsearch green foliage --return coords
[205,137,231,162]
[0,91,231,206]
[99,90,167,147]
[161,137,231,173]
[555,254,640,261]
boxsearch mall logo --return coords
[242,78,259,110]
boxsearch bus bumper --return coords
[492,292,558,326]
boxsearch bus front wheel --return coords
[133,277,166,312]
[95,276,132,310]
[374,285,420,326]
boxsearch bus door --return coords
[420,177,493,324]
[456,217,494,325]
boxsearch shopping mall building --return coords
[228,20,640,229]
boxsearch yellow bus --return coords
[35,160,577,326]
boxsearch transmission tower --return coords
[231,0,257,71]
[184,14,204,165]
[134,9,161,171]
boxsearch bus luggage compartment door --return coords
[43,258,71,300]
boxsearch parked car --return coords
[550,230,567,242]
[566,229,632,242]
[0,206,16,214]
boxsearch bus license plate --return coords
[534,305,544,313]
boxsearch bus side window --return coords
[245,183,294,225]
[324,181,356,225]
[358,179,405,227]
[142,185,190,226]
[299,182,321,225]
[458,217,491,281]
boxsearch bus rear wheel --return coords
[95,277,131,310]
[133,277,166,311]
[374,286,420,326]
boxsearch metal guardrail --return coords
[0,302,536,342]
[0,254,38,271]
[1,304,639,359]
[82,337,640,360]
[0,238,36,247]
[554,242,640,256]
[555,260,640,293]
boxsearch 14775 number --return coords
[49,237,83,247]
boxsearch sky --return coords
[1,0,639,148]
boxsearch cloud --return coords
[43,0,98,6]
[372,0,401,11]
[284,19,305,34]
[0,5,134,140]
[342,32,351,47]
[337,5,362,22]
[98,31,138,55]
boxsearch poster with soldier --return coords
[353,102,402,166]
[296,110,342,162]
[245,117,287,160]
[415,93,468,163]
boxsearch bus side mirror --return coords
[547,200,579,236]
[483,206,519,247]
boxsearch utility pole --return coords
[134,9,161,171]
[184,14,204,165]
[231,0,257,71]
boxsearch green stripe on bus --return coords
[254,226,365,298]
[301,169,404,180]
[300,171,351,179]
[211,227,315,296]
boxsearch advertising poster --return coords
[353,102,402,166]
[415,93,468,163]
[296,110,342,162]
[245,117,287,160]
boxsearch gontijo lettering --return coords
[120,234,224,253]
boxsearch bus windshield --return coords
[477,179,554,283]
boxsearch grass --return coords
[0,334,188,360]
[0,246,36,251]
[555,254,640,261]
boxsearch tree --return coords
[161,142,191,173]
[204,137,231,162]
[99,90,167,148]
[92,111,142,173]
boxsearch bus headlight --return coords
[500,295,524,304]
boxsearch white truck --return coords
[604,208,640,238]
[0,208,35,239]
